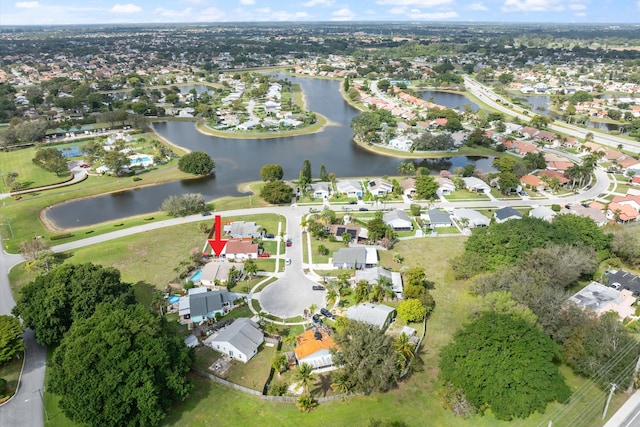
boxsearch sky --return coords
[0,0,638,26]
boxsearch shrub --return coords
[50,233,74,241]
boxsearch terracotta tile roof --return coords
[608,202,638,221]
[294,328,336,361]
[520,174,542,187]
[225,239,258,255]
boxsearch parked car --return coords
[348,201,357,205]
[286,240,292,247]
[264,233,275,239]
[320,308,334,318]
[258,252,271,258]
[359,207,369,211]
[312,285,325,291]
[202,211,212,216]
[285,258,291,265]
[312,314,322,324]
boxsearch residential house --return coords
[520,174,545,192]
[336,180,363,198]
[538,170,569,186]
[462,177,491,193]
[618,156,640,174]
[222,239,258,260]
[452,208,490,228]
[570,203,608,227]
[206,318,264,363]
[435,177,456,196]
[332,247,378,269]
[354,267,404,299]
[426,209,452,227]
[294,327,337,370]
[494,206,523,223]
[529,206,556,222]
[329,224,364,242]
[388,135,413,151]
[399,178,416,197]
[383,209,413,231]
[569,282,636,320]
[189,289,235,323]
[346,303,396,331]
[367,179,394,196]
[607,195,640,223]
[198,261,245,287]
[224,221,261,239]
[310,182,331,200]
[520,126,539,139]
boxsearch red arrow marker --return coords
[207,215,227,257]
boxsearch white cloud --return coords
[195,7,227,21]
[376,0,453,6]
[303,0,335,6]
[331,7,356,20]
[110,3,142,14]
[388,6,409,14]
[502,0,566,12]
[265,11,312,21]
[469,2,488,11]
[568,3,586,10]
[410,9,458,18]
[14,1,39,8]
[153,7,193,18]
[574,11,586,16]
[240,0,255,5]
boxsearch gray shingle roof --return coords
[213,318,263,357]
[494,206,522,221]
[189,290,232,318]
[333,247,367,267]
[346,303,396,329]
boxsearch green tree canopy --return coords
[332,320,399,393]
[49,302,193,427]
[439,312,570,421]
[259,164,284,182]
[260,180,293,204]
[178,151,215,175]
[12,263,133,346]
[160,193,206,217]
[397,299,427,322]
[32,147,68,176]
[414,175,439,200]
[0,315,25,365]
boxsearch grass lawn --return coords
[444,190,490,201]
[223,343,276,391]
[0,354,23,399]
[309,238,345,264]
[8,214,285,296]
[0,147,72,191]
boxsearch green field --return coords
[0,146,71,191]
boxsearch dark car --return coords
[312,314,322,324]
[348,201,357,205]
[202,211,212,216]
[359,207,369,211]
[320,308,334,318]
[264,233,275,239]
[312,285,325,291]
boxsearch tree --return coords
[296,394,318,412]
[300,159,312,183]
[332,320,399,393]
[397,162,415,176]
[0,315,25,365]
[161,193,206,217]
[260,164,284,182]
[178,151,215,175]
[32,147,68,176]
[497,171,520,194]
[271,353,288,376]
[12,263,134,346]
[103,150,128,175]
[244,258,258,278]
[49,302,193,427]
[319,164,329,181]
[19,238,48,261]
[413,175,438,200]
[530,114,550,129]
[293,362,316,395]
[394,332,415,371]
[260,180,293,204]
[439,312,570,421]
[397,299,427,322]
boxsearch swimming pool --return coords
[189,269,203,282]
[129,156,152,165]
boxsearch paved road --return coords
[0,249,46,427]
[463,76,640,154]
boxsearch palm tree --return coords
[331,372,352,395]
[244,258,258,279]
[296,394,318,412]
[376,275,394,301]
[397,162,415,176]
[394,333,415,371]
[308,304,318,316]
[271,353,288,377]
[294,362,317,395]
[151,291,166,317]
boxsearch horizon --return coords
[1,0,638,27]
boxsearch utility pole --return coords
[602,383,617,420]
[627,353,640,394]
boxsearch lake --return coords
[46,77,493,228]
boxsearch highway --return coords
[463,76,640,154]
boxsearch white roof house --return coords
[569,282,636,320]
[346,303,396,331]
[462,177,490,193]
[336,180,363,198]
[452,209,490,228]
[332,247,378,269]
[367,179,394,196]
[205,318,264,363]
[354,267,403,299]
[383,209,413,230]
[529,206,557,222]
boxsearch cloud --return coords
[110,3,142,14]
[153,7,193,18]
[376,0,453,6]
[410,10,458,18]
[469,2,488,11]
[331,7,356,20]
[195,7,227,20]
[239,0,255,5]
[15,1,39,8]
[501,0,565,12]
[303,0,335,6]
[568,3,586,10]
